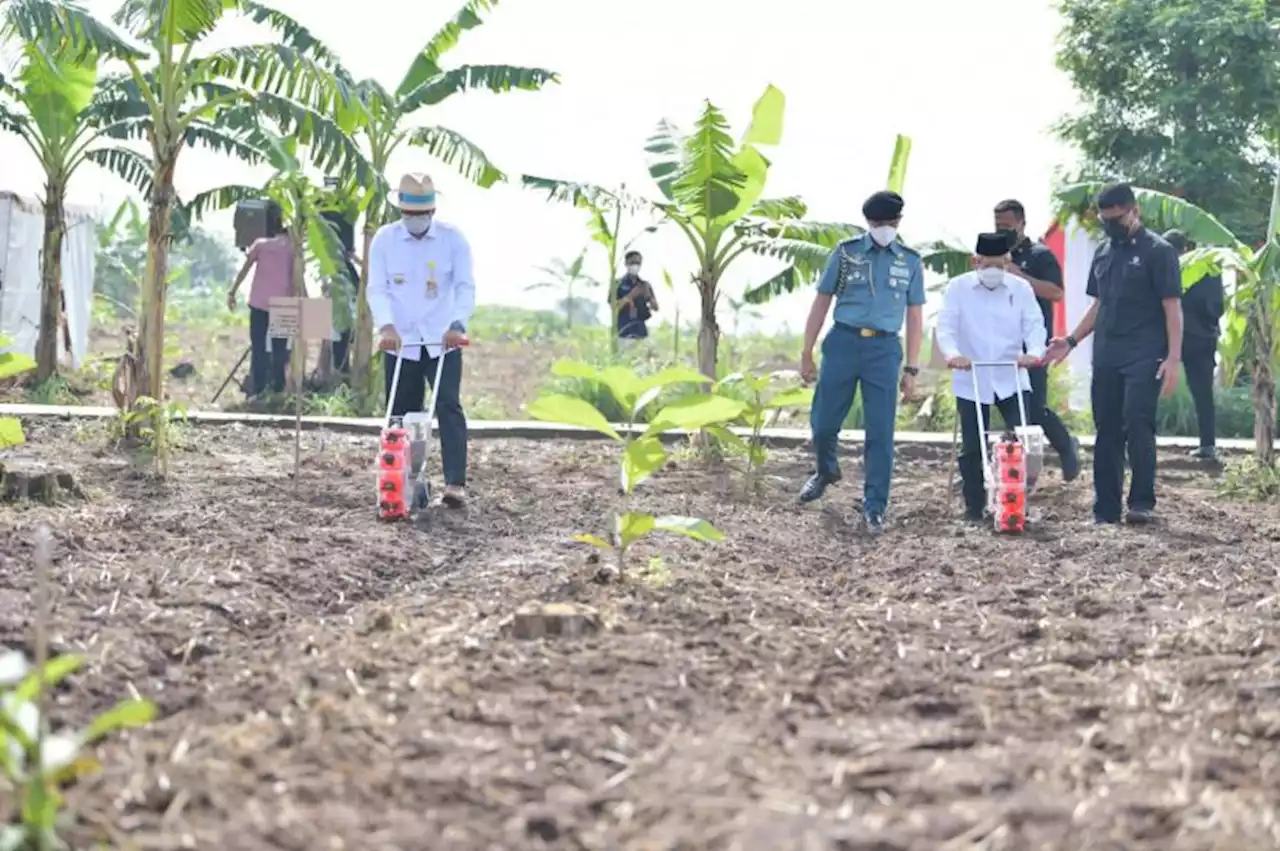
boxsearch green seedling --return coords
[0,333,37,449]
[113,396,187,476]
[526,359,747,573]
[0,650,155,849]
[710,370,813,490]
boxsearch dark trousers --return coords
[958,391,1032,516]
[1028,365,1075,461]
[809,325,902,516]
[1182,343,1217,449]
[383,349,468,486]
[1091,359,1161,521]
[248,306,288,395]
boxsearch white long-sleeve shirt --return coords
[935,270,1047,403]
[366,218,475,361]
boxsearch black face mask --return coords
[997,228,1020,251]
[1102,216,1131,242]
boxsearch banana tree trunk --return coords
[134,151,179,404]
[352,224,375,396]
[696,272,719,379]
[34,180,66,382]
[1250,292,1276,466]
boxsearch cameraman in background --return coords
[1164,228,1224,461]
[615,250,658,341]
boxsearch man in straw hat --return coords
[367,173,475,507]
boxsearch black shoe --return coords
[1094,515,1120,525]
[1061,437,1081,482]
[864,512,886,536]
[963,508,986,524]
[1125,508,1154,525]
[1189,446,1218,462]
[798,472,840,504]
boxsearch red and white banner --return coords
[1042,217,1097,408]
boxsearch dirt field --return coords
[1,420,1278,850]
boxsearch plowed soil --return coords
[1,420,1278,850]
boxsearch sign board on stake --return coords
[268,297,333,341]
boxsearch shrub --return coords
[708,370,813,490]
[526,359,746,573]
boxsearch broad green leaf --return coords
[766,386,814,409]
[1054,183,1239,248]
[1268,170,1280,240]
[1180,246,1254,290]
[637,365,711,394]
[885,134,911,194]
[572,533,614,550]
[644,119,681,202]
[15,655,82,702]
[599,365,641,409]
[0,417,25,449]
[740,84,784,147]
[549,358,602,382]
[616,511,655,549]
[716,144,770,227]
[632,385,664,419]
[646,394,748,436]
[715,371,769,394]
[705,424,747,453]
[82,698,156,743]
[653,515,724,543]
[18,42,98,148]
[621,437,667,494]
[526,394,621,441]
[0,351,37,379]
[671,101,746,224]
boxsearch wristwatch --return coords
[1066,335,1078,350]
[902,365,920,376]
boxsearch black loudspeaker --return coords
[233,199,273,249]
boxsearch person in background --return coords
[798,190,925,535]
[1164,228,1224,461]
[615,250,658,339]
[993,198,1081,481]
[936,233,1046,522]
[366,172,474,508]
[227,201,293,396]
[1046,183,1183,525]
[322,210,360,374]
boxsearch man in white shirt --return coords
[366,173,476,507]
[935,232,1046,521]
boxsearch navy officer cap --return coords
[975,232,1009,257]
[1096,182,1136,208]
[862,190,904,221]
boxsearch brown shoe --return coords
[441,484,467,508]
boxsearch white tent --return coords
[0,191,96,370]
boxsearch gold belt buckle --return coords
[859,328,876,338]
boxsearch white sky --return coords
[1,0,1082,332]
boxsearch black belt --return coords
[837,323,896,338]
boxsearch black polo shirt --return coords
[1181,273,1224,351]
[1010,237,1064,338]
[1086,227,1182,368]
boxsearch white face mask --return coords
[978,267,1004,288]
[869,226,897,247]
[403,214,432,236]
[626,264,641,276]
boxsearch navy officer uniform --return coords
[799,190,926,534]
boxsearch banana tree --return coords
[742,132,969,303]
[1056,178,1280,466]
[519,178,660,354]
[87,0,357,411]
[646,85,869,378]
[0,0,140,59]
[342,0,557,395]
[525,249,600,329]
[0,42,103,381]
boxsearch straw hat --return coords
[390,172,437,213]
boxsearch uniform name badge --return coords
[426,262,438,298]
[392,274,405,286]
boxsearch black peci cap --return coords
[975,232,1009,257]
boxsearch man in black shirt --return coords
[615,250,658,339]
[1046,183,1183,525]
[994,199,1081,481]
[1164,229,1225,461]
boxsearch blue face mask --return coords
[403,214,432,235]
